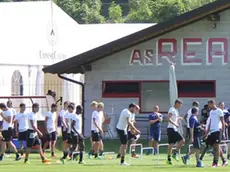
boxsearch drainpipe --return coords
[58,74,85,135]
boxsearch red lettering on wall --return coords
[144,49,154,65]
[129,50,143,65]
[182,38,203,65]
[207,38,228,65]
[157,38,177,65]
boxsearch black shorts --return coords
[193,135,202,149]
[91,131,102,142]
[26,130,41,148]
[62,127,68,141]
[72,135,85,151]
[128,131,137,140]
[117,128,128,145]
[206,131,221,146]
[18,130,28,141]
[167,128,184,144]
[47,131,57,141]
[2,128,13,142]
[67,133,72,144]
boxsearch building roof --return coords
[43,0,230,74]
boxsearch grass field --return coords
[0,139,229,172]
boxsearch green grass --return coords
[0,139,229,172]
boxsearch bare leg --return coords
[120,144,127,164]
[167,143,174,162]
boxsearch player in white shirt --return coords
[71,105,85,164]
[204,99,227,167]
[116,103,141,166]
[59,101,69,147]
[167,99,185,165]
[0,103,21,161]
[43,104,58,157]
[14,103,28,157]
[24,103,50,164]
[60,103,75,164]
[98,102,105,156]
[88,101,98,157]
[90,103,104,159]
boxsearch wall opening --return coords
[11,70,23,96]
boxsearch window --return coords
[102,81,139,98]
[178,81,215,97]
[11,70,23,96]
[140,82,170,113]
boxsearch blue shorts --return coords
[150,129,161,141]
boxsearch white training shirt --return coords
[167,106,179,131]
[9,108,16,129]
[45,111,57,133]
[2,110,13,131]
[91,110,100,132]
[98,111,104,128]
[65,112,73,133]
[116,109,131,133]
[209,108,224,134]
[15,112,28,132]
[28,112,37,131]
[59,109,67,126]
[72,114,82,135]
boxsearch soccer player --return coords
[14,103,28,157]
[184,101,199,152]
[181,107,204,167]
[71,105,85,164]
[204,99,227,167]
[116,103,141,165]
[59,101,70,151]
[128,105,141,158]
[60,103,75,164]
[90,103,104,159]
[24,103,50,164]
[0,103,21,161]
[43,104,58,157]
[148,105,163,155]
[97,102,105,156]
[88,101,98,158]
[166,99,185,165]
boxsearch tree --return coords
[56,0,105,24]
[108,1,123,23]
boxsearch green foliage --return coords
[56,0,105,24]
[108,1,123,23]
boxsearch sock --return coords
[213,159,218,164]
[222,157,226,162]
[168,155,171,161]
[121,156,125,163]
[91,150,95,156]
[99,150,103,156]
[15,153,19,158]
[41,156,45,161]
[174,150,179,154]
[79,152,83,162]
[62,151,68,159]
[24,158,28,162]
[131,151,135,155]
[94,153,98,158]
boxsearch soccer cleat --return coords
[181,155,189,165]
[59,158,66,164]
[78,161,86,164]
[120,162,130,166]
[15,155,22,161]
[212,163,218,168]
[24,160,31,164]
[51,154,56,158]
[146,151,151,156]
[166,160,173,165]
[42,158,51,164]
[94,156,103,160]
[196,161,204,168]
[172,152,179,161]
[222,161,228,167]
[0,155,3,162]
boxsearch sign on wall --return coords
[129,38,228,65]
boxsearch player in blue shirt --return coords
[148,105,162,155]
[181,107,204,167]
